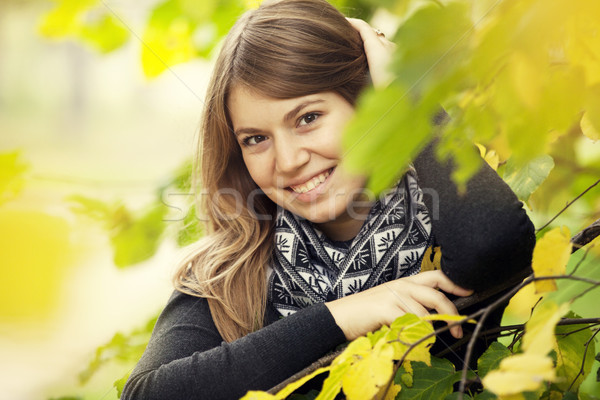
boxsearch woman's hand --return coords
[325,270,473,340]
[347,17,396,88]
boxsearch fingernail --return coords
[453,326,463,339]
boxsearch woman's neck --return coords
[315,202,373,242]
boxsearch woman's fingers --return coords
[407,270,474,297]
[326,271,472,340]
[386,275,468,338]
[413,287,464,338]
[346,17,396,88]
[346,17,386,44]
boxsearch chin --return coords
[295,205,347,224]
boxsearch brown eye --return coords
[242,135,267,146]
[298,112,320,127]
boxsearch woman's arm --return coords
[413,141,536,291]
[121,291,346,400]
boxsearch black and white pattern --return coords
[268,169,432,317]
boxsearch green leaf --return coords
[545,251,600,319]
[391,1,473,93]
[48,397,83,400]
[38,0,96,38]
[394,363,413,388]
[114,372,130,398]
[176,205,204,247]
[110,205,167,267]
[0,150,28,204]
[471,390,496,400]
[38,0,129,53]
[502,155,554,202]
[445,393,472,400]
[580,392,600,400]
[79,313,158,384]
[554,319,597,392]
[397,357,461,400]
[477,342,512,379]
[141,0,198,77]
[342,85,435,194]
[67,195,118,226]
[562,391,579,400]
[78,14,129,53]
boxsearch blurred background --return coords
[1,0,599,399]
[0,1,210,399]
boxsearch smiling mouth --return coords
[288,168,334,194]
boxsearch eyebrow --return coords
[283,99,324,123]
[233,99,325,136]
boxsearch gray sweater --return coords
[121,142,536,400]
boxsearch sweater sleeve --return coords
[121,290,346,400]
[413,141,536,291]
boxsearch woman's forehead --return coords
[227,86,345,125]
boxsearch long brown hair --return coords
[174,0,369,342]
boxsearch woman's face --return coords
[227,85,367,235]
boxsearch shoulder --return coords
[152,290,221,339]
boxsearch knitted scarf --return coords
[268,169,432,317]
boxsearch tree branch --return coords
[268,218,600,395]
[536,179,600,233]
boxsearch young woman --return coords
[121,0,535,398]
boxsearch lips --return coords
[288,168,333,194]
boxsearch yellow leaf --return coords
[476,143,500,170]
[0,151,28,204]
[505,282,542,322]
[522,301,569,356]
[0,210,73,321]
[482,353,556,395]
[275,367,330,399]
[341,343,394,400]
[403,360,413,376]
[547,390,563,400]
[508,52,542,109]
[532,226,572,293]
[316,362,351,400]
[240,392,277,400]
[581,112,600,141]
[420,246,442,272]
[243,0,262,9]
[383,383,402,400]
[332,336,371,366]
[388,314,435,364]
[421,314,476,324]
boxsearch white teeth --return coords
[290,169,331,193]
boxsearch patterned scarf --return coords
[268,169,432,317]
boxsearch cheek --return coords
[242,156,271,189]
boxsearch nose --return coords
[273,133,310,174]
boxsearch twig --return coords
[536,179,600,233]
[267,351,342,393]
[566,328,600,392]
[556,322,600,338]
[457,276,534,399]
[570,244,594,275]
[483,318,600,336]
[268,218,600,395]
[507,330,525,352]
[434,308,600,357]
[570,218,600,252]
